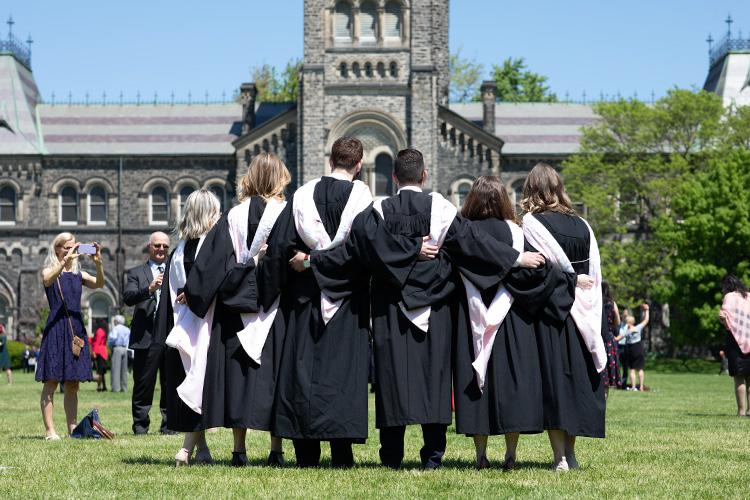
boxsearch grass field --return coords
[0,366,747,499]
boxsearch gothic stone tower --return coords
[298,0,449,194]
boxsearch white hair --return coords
[113,315,126,326]
[43,232,79,274]
[176,189,221,240]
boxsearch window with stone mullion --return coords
[359,1,378,45]
[334,1,353,43]
[60,186,78,224]
[384,1,401,39]
[151,187,169,224]
[0,186,15,222]
[88,186,107,224]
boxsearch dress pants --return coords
[131,343,167,434]
[379,424,448,469]
[110,346,128,392]
[293,439,354,468]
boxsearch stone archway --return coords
[326,110,407,197]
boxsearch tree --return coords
[563,89,747,349]
[488,57,557,103]
[250,58,302,103]
[449,48,484,103]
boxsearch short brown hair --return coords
[520,163,574,214]
[461,176,518,223]
[238,152,292,202]
[394,149,425,185]
[330,136,364,171]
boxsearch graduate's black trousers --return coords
[379,424,448,469]
[293,439,354,468]
[131,343,168,434]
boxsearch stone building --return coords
[0,4,730,339]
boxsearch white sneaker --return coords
[554,457,569,472]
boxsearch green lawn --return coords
[0,368,746,499]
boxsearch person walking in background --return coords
[0,324,12,385]
[618,307,630,389]
[623,304,650,391]
[37,232,104,440]
[718,274,750,416]
[108,315,130,392]
[91,320,108,392]
[124,231,173,435]
[601,282,622,398]
[23,344,32,374]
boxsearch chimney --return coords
[480,80,496,134]
[240,82,257,135]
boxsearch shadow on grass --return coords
[122,456,270,467]
[685,412,744,418]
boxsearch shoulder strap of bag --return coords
[56,276,78,339]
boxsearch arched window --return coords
[150,186,169,225]
[364,62,373,78]
[384,1,402,40]
[389,61,398,78]
[179,186,195,217]
[59,186,78,225]
[89,294,112,334]
[209,185,226,213]
[334,1,353,44]
[0,186,16,223]
[457,182,472,208]
[374,153,394,197]
[352,62,361,78]
[339,62,348,78]
[376,62,386,78]
[359,1,377,45]
[87,186,107,224]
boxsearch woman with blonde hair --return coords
[37,232,104,439]
[160,189,222,465]
[519,163,606,471]
[179,153,291,467]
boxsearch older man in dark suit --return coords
[123,231,173,435]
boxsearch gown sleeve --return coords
[257,198,301,310]
[442,215,520,290]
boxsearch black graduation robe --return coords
[521,211,606,438]
[453,217,572,436]
[160,239,202,432]
[182,196,285,431]
[258,177,370,441]
[311,190,520,429]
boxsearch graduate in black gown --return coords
[310,149,546,470]
[453,176,577,471]
[181,153,291,467]
[518,163,607,472]
[158,189,221,466]
[258,137,373,468]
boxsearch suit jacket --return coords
[123,262,162,349]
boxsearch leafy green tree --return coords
[250,58,302,102]
[488,57,557,103]
[449,48,483,103]
[563,89,745,348]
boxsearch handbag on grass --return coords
[56,277,86,357]
[71,409,115,439]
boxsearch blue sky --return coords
[3,0,749,102]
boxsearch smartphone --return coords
[78,243,97,255]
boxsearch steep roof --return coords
[450,102,598,155]
[0,54,44,154]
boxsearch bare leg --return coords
[629,369,636,389]
[41,380,59,438]
[181,432,200,454]
[473,435,488,462]
[735,376,747,416]
[564,434,578,468]
[638,370,645,391]
[6,369,12,385]
[62,381,79,435]
[270,435,283,453]
[233,428,247,453]
[547,430,567,470]
[746,376,750,416]
[504,433,519,460]
[604,385,609,400]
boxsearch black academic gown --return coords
[453,217,572,436]
[183,197,284,431]
[160,239,202,432]
[523,211,606,438]
[259,177,370,441]
[312,190,520,429]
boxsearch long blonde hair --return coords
[237,152,291,202]
[176,189,221,240]
[520,163,575,214]
[43,232,79,273]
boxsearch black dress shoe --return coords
[266,450,285,467]
[231,452,249,467]
[133,429,148,436]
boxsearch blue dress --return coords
[35,272,93,382]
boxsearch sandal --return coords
[45,434,61,441]
[175,448,191,467]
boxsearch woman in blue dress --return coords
[38,232,104,440]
